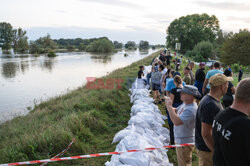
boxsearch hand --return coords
[202,87,205,94]
[164,96,173,109]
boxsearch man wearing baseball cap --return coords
[165,85,201,166]
[195,73,233,166]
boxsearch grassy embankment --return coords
[0,50,161,165]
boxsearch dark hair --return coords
[214,62,221,68]
[174,71,181,77]
[224,69,232,77]
[166,68,172,75]
[165,69,172,78]
[159,65,165,70]
[170,70,175,77]
[184,66,190,70]
[174,75,182,85]
[139,65,144,69]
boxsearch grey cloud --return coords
[226,16,250,23]
[79,0,143,9]
[101,17,121,23]
[194,1,250,11]
[126,26,148,31]
[143,14,177,24]
[56,10,68,14]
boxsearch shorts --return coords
[152,83,160,91]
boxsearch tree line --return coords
[166,13,250,66]
[0,22,155,54]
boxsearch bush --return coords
[125,41,136,49]
[86,38,115,53]
[47,50,56,57]
[139,40,149,49]
[78,43,86,51]
[66,45,75,51]
[231,63,247,73]
[190,41,214,62]
[113,41,123,49]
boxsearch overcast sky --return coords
[1,0,250,44]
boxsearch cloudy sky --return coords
[1,0,250,44]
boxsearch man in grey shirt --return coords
[165,85,201,166]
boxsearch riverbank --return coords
[0,50,162,165]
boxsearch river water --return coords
[0,49,158,122]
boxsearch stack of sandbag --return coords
[105,68,172,166]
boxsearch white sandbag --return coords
[107,71,173,166]
[128,115,151,129]
[119,152,149,166]
[112,124,136,143]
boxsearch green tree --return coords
[13,28,28,53]
[166,13,219,53]
[125,41,136,49]
[29,41,41,54]
[67,45,75,51]
[0,22,14,50]
[86,38,114,53]
[187,41,214,62]
[220,30,250,65]
[139,40,149,49]
[79,43,86,51]
[113,41,123,49]
[16,37,29,53]
[33,34,58,53]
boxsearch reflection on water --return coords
[40,58,56,72]
[0,49,159,123]
[90,53,112,63]
[1,62,19,78]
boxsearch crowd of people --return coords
[137,50,250,166]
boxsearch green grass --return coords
[0,50,162,165]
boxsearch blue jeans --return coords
[146,73,151,85]
[194,80,203,96]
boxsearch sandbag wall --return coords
[105,66,173,166]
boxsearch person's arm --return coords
[170,93,175,102]
[202,79,209,94]
[231,86,236,94]
[203,72,210,93]
[201,122,214,152]
[165,97,183,126]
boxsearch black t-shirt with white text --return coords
[213,108,250,166]
[195,95,223,152]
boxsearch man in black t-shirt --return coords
[213,78,250,166]
[195,74,233,166]
[194,62,206,97]
[165,54,172,66]
[138,66,144,79]
[238,66,243,82]
[159,52,166,63]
